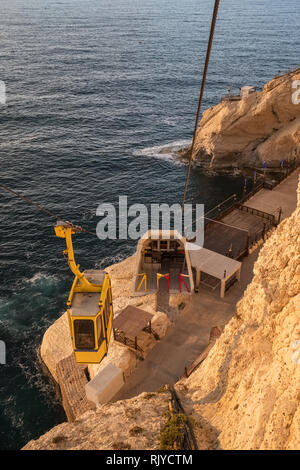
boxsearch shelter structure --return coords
[188,244,241,298]
[132,230,194,296]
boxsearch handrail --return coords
[235,203,276,224]
[136,273,147,293]
[113,329,144,356]
[157,273,170,290]
[179,274,190,293]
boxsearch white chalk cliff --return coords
[183,69,300,171]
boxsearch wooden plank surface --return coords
[113,305,153,337]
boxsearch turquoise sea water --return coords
[0,0,299,449]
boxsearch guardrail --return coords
[113,329,144,359]
[235,203,276,224]
[136,273,147,293]
[179,274,190,293]
[156,273,170,290]
[143,323,160,340]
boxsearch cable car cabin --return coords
[54,221,113,364]
[67,270,113,363]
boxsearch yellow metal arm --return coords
[54,221,94,290]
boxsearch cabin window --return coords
[170,240,179,250]
[105,295,111,328]
[96,315,104,346]
[108,288,113,318]
[160,240,168,250]
[74,319,95,350]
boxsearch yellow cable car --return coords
[54,220,113,364]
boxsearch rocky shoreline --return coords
[175,69,300,174]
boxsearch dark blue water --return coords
[0,0,299,450]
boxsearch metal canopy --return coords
[187,244,241,280]
[113,305,153,338]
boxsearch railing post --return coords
[277,207,282,225]
[262,223,266,240]
[247,233,250,253]
[180,274,190,293]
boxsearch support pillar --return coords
[195,269,201,293]
[220,279,226,298]
[237,267,241,283]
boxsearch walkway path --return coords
[245,169,300,220]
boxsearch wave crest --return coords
[133,139,190,164]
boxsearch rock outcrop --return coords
[24,178,300,450]
[182,69,300,171]
[23,390,170,450]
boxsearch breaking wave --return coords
[94,247,135,270]
[133,139,191,164]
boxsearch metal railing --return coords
[236,203,276,224]
[113,329,144,359]
[143,323,160,340]
[179,273,191,293]
[136,273,147,293]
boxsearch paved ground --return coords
[245,168,299,220]
[112,169,299,402]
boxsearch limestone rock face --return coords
[40,311,72,383]
[176,178,300,449]
[189,69,300,170]
[23,390,170,450]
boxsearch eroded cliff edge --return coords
[23,177,300,450]
[180,68,300,172]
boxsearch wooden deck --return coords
[204,206,275,259]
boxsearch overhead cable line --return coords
[182,0,221,209]
[0,182,96,236]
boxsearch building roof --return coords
[113,305,153,337]
[187,244,241,280]
[140,229,185,241]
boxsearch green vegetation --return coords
[160,411,190,450]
